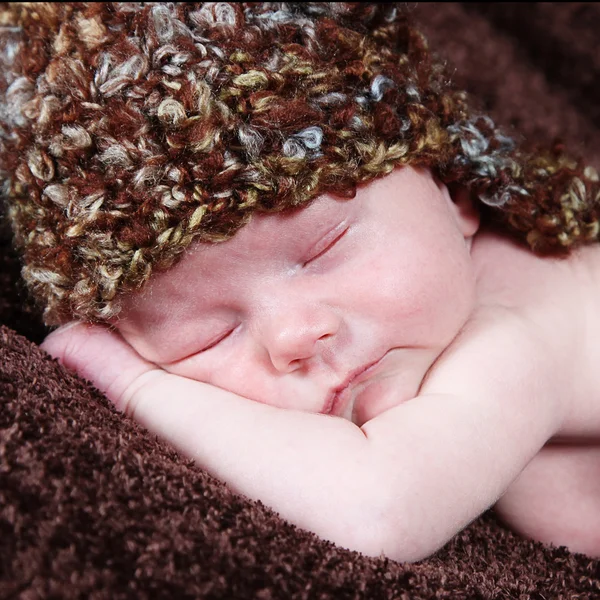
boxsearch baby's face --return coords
[115,167,480,425]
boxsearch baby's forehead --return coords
[117,195,360,329]
[221,164,435,246]
[117,165,442,324]
[179,192,356,273]
[129,166,436,291]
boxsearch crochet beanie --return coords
[1,2,599,325]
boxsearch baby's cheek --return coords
[394,251,474,342]
[213,366,272,404]
[162,360,213,384]
[364,258,431,325]
[211,359,325,413]
[172,354,280,407]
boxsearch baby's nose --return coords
[261,304,339,373]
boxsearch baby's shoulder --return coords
[419,301,570,439]
[423,300,550,396]
[471,228,599,306]
[471,229,600,349]
[429,230,600,438]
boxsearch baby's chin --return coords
[338,346,441,426]
[347,373,421,426]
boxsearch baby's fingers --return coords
[41,323,161,413]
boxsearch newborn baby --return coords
[43,165,600,561]
[3,2,600,563]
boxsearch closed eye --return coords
[198,327,235,353]
[165,327,236,364]
[303,225,349,266]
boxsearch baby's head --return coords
[115,164,479,423]
[1,3,599,420]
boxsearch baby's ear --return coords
[444,183,480,239]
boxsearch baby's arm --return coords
[42,314,565,562]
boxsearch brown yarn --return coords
[0,2,599,325]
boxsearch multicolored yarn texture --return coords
[1,2,599,325]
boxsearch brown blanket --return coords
[2,3,600,597]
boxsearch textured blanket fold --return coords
[2,3,600,597]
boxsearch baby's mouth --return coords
[322,354,388,417]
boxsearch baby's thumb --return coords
[41,323,159,412]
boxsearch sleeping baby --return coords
[3,2,600,562]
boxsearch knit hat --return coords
[1,2,599,325]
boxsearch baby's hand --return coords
[41,323,236,455]
[42,323,162,415]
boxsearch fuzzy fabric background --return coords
[2,3,600,598]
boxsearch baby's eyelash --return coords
[198,327,235,353]
[304,226,349,265]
